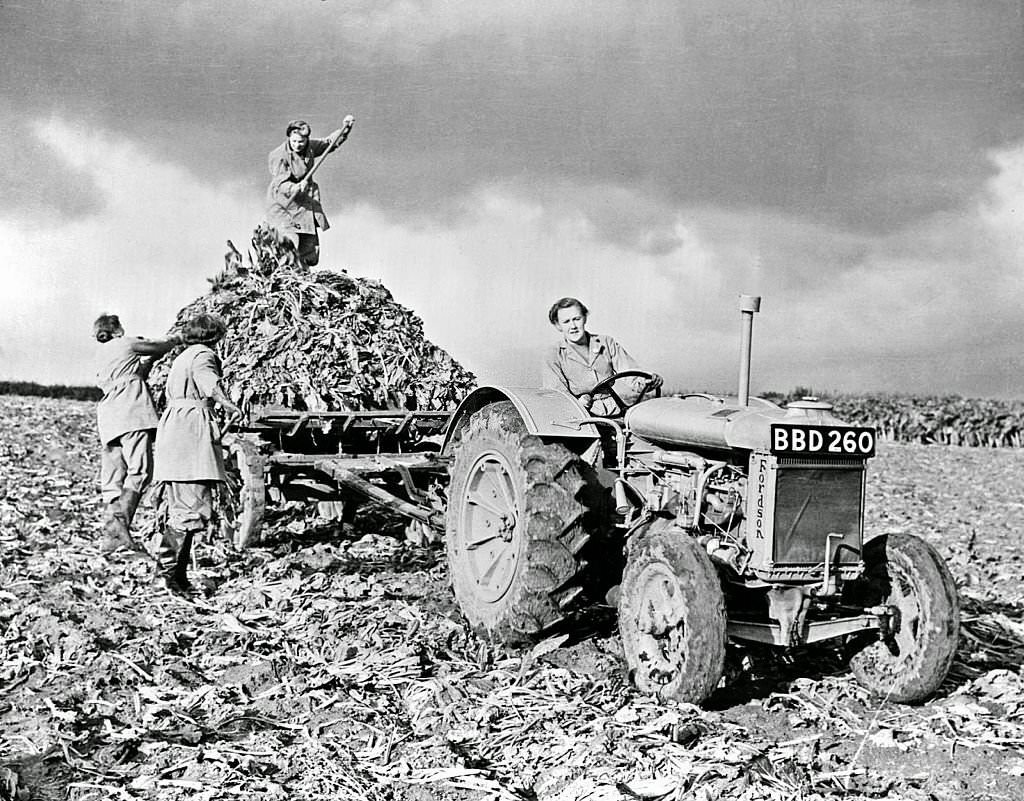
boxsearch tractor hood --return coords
[625,395,848,452]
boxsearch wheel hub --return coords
[459,450,522,603]
[632,562,688,683]
[883,575,919,657]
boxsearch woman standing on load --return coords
[93,314,182,553]
[265,118,351,267]
[152,313,241,596]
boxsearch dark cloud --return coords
[0,117,104,222]
[3,1,1022,242]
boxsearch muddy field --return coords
[2,395,1024,801]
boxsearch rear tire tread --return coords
[446,402,591,643]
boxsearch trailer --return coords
[218,405,453,549]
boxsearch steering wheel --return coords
[585,370,662,416]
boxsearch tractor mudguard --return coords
[443,386,599,453]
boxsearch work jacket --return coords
[265,138,334,236]
[95,337,160,445]
[541,333,640,416]
[153,345,227,483]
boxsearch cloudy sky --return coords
[2,0,1023,397]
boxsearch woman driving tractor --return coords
[541,296,663,416]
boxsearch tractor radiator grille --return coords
[772,465,864,565]
[778,456,866,468]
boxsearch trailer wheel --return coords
[219,433,267,549]
[618,520,726,704]
[446,401,590,643]
[845,532,959,703]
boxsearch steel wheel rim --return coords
[631,562,688,685]
[458,449,522,603]
[220,450,242,533]
[887,571,921,660]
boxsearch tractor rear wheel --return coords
[219,433,267,550]
[445,402,590,644]
[846,532,959,703]
[618,520,727,704]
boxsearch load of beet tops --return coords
[150,225,476,413]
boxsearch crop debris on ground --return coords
[2,395,1024,800]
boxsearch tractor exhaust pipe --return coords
[738,294,761,407]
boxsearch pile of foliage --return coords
[150,226,476,413]
[764,389,1024,448]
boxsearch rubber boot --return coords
[120,488,142,529]
[99,500,131,554]
[119,488,147,554]
[154,525,193,597]
[173,529,195,591]
[297,233,320,267]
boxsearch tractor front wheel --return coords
[445,402,590,644]
[618,520,727,704]
[846,532,960,703]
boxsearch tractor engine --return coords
[637,453,749,573]
[625,393,874,591]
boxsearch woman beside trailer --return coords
[152,313,241,596]
[93,314,183,552]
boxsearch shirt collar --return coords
[558,333,606,356]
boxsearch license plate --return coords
[770,424,876,458]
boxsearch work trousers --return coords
[157,481,216,570]
[280,230,320,266]
[100,429,153,504]
[161,481,215,533]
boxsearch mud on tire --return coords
[845,532,960,703]
[445,401,590,644]
[618,519,727,705]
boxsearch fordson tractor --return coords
[225,296,960,705]
[441,296,960,704]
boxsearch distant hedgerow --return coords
[0,381,102,402]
